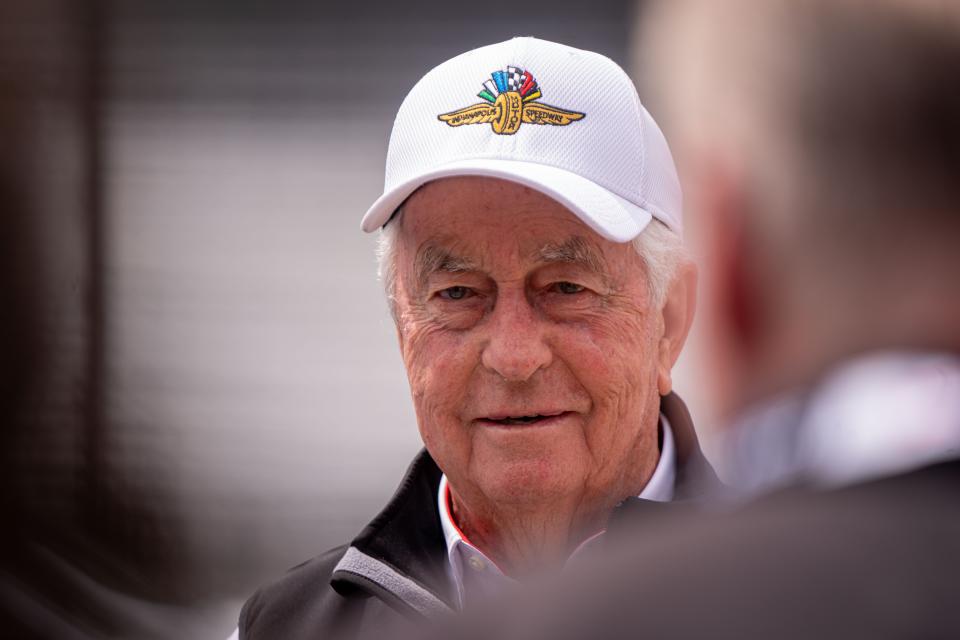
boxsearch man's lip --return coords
[473,410,576,427]
[480,409,568,421]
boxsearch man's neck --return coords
[447,487,611,577]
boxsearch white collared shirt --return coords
[438,414,677,608]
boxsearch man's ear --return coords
[657,259,698,396]
[704,164,762,360]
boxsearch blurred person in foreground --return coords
[0,7,220,637]
[429,0,960,637]
[234,37,719,639]
[646,0,960,499]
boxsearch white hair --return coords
[631,218,686,308]
[376,209,685,319]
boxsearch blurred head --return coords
[378,176,695,533]
[638,0,960,421]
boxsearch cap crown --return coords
[384,37,682,234]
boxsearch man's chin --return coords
[470,456,582,506]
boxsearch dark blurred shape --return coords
[0,1,192,637]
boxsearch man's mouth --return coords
[479,411,571,427]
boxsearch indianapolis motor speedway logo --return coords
[438,67,586,136]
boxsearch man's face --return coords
[393,177,671,517]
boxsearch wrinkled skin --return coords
[392,177,695,575]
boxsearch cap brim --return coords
[360,159,652,243]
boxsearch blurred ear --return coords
[657,259,698,395]
[705,166,760,358]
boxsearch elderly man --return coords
[234,36,716,639]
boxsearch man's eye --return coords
[553,281,585,295]
[438,286,472,300]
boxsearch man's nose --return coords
[480,291,553,382]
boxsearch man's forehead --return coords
[410,233,612,282]
[396,177,630,279]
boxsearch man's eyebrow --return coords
[414,244,479,284]
[535,236,608,274]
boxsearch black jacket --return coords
[239,392,718,639]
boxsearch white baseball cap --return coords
[360,36,682,242]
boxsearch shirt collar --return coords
[437,413,677,608]
[639,411,677,502]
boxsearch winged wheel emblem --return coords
[438,67,585,135]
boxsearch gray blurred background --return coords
[4,0,685,635]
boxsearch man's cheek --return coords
[558,327,639,387]
[405,325,472,409]
[571,332,657,438]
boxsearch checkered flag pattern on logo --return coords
[507,66,523,91]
